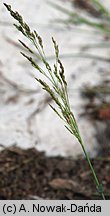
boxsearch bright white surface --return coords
[0,0,109,157]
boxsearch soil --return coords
[0,146,110,200]
[73,0,102,17]
[1,0,110,200]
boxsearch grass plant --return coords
[49,1,110,36]
[4,3,106,200]
[47,1,110,63]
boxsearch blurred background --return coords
[0,0,110,157]
[0,0,110,200]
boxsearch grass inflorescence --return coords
[4,3,106,199]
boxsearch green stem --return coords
[47,53,110,63]
[78,136,106,200]
[49,2,110,36]
[91,0,110,19]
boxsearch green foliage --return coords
[4,3,106,199]
[49,1,110,36]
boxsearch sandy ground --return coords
[0,0,110,157]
